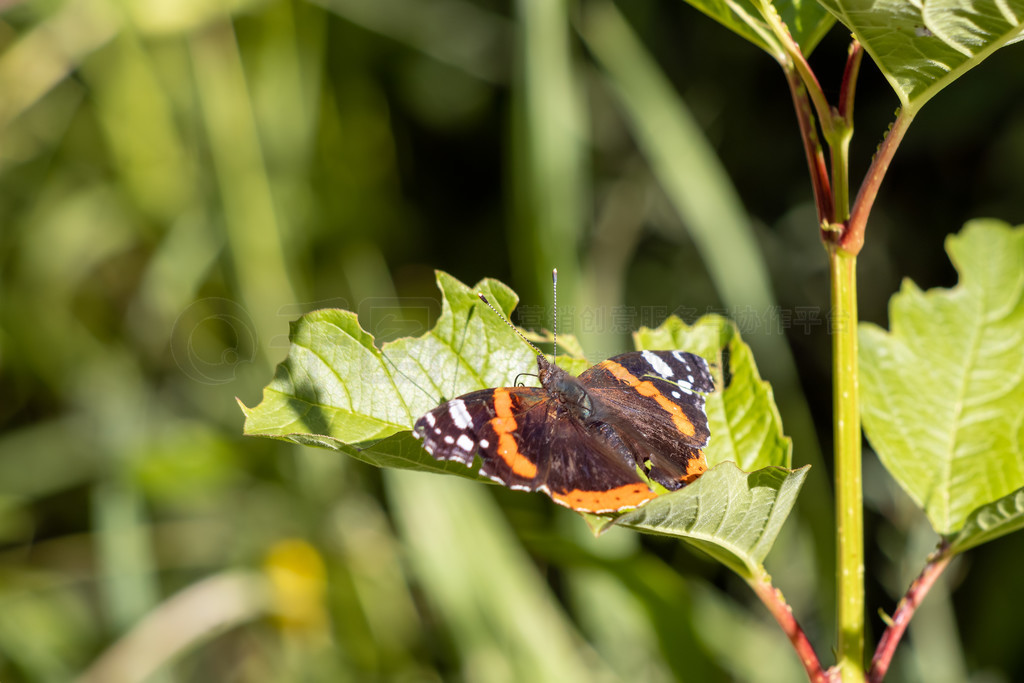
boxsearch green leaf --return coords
[244,276,805,573]
[663,0,834,57]
[817,0,1024,112]
[860,220,1024,541]
[616,462,811,578]
[947,485,1024,554]
[635,315,793,471]
[241,271,536,478]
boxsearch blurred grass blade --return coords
[77,571,270,683]
[687,581,808,681]
[861,220,1024,539]
[817,0,1024,112]
[313,0,511,83]
[387,470,613,683]
[83,29,189,222]
[191,21,297,365]
[511,0,588,311]
[0,0,118,132]
[579,2,772,331]
[93,478,160,632]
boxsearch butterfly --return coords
[413,302,715,513]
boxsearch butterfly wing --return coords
[414,386,656,513]
[578,350,715,490]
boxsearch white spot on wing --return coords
[456,434,474,452]
[449,399,473,429]
[424,412,436,426]
[643,350,673,378]
[479,439,490,448]
[444,435,455,445]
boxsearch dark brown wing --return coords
[414,386,656,513]
[578,350,715,491]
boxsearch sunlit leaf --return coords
[616,463,810,578]
[947,485,1024,554]
[860,220,1024,539]
[817,0,1024,111]
[245,277,805,572]
[241,272,535,478]
[661,0,834,57]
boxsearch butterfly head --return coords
[538,354,594,421]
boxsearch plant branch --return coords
[760,3,832,134]
[784,66,833,224]
[749,571,832,683]
[837,41,863,123]
[830,249,864,683]
[867,545,955,683]
[827,41,863,224]
[843,109,915,254]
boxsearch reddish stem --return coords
[843,108,914,254]
[867,547,954,682]
[837,41,863,122]
[750,574,833,683]
[784,67,833,225]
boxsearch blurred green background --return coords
[1,0,1023,681]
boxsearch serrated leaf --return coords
[616,462,811,578]
[817,0,1024,112]
[244,275,805,571]
[635,315,793,471]
[241,272,536,477]
[860,220,1024,541]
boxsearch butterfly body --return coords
[414,350,715,513]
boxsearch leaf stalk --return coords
[784,66,833,224]
[844,109,914,254]
[867,545,954,682]
[749,570,832,683]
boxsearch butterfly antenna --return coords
[477,293,544,356]
[552,269,558,360]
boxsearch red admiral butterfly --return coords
[413,279,715,514]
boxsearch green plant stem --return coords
[828,126,853,224]
[827,42,862,226]
[749,571,829,683]
[830,248,864,682]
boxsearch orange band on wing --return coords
[489,388,537,479]
[681,451,708,483]
[599,360,695,437]
[551,483,655,513]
